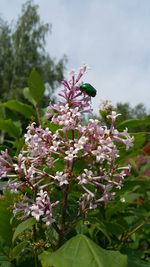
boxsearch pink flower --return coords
[46,65,92,129]
[30,190,59,226]
[53,171,69,186]
[0,65,134,225]
[0,150,14,178]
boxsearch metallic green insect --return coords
[80,83,97,97]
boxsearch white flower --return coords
[53,171,68,186]
[120,197,125,203]
[30,204,44,221]
[77,173,87,184]
[74,136,88,152]
[50,140,60,151]
[77,169,93,184]
[92,146,104,162]
[79,136,88,145]
[64,147,77,161]
[60,104,69,112]
[70,107,81,118]
[107,111,121,122]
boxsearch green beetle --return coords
[80,83,97,97]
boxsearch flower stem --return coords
[58,185,69,247]
[33,225,38,267]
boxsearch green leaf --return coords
[2,100,36,118]
[0,191,14,245]
[23,87,37,106]
[106,222,125,236]
[117,118,150,131]
[0,260,15,267]
[132,132,146,150]
[28,69,45,104]
[10,241,28,260]
[0,119,21,139]
[122,249,150,267]
[40,234,127,267]
[76,221,111,244]
[12,217,36,243]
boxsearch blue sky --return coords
[0,0,150,113]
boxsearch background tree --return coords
[0,19,13,99]
[115,102,148,121]
[0,0,66,105]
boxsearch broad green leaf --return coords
[23,87,37,106]
[28,69,45,104]
[12,217,36,243]
[0,119,21,139]
[40,234,127,267]
[2,100,36,118]
[117,118,150,131]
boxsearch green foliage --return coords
[23,87,37,107]
[119,132,146,162]
[115,103,148,121]
[115,103,150,134]
[2,100,36,119]
[10,241,29,261]
[12,217,36,243]
[0,69,46,151]
[0,191,14,245]
[0,192,36,266]
[40,234,127,267]
[28,68,45,105]
[117,118,150,132]
[0,192,15,266]
[0,119,21,139]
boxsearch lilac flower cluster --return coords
[46,65,92,128]
[0,65,134,226]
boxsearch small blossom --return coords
[79,192,97,211]
[6,180,23,193]
[53,171,69,186]
[0,150,14,178]
[30,190,59,226]
[74,136,88,152]
[100,99,113,112]
[64,147,77,161]
[107,111,121,122]
[120,197,125,203]
[77,169,93,185]
[30,204,44,221]
[50,140,61,152]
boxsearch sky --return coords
[0,0,150,113]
